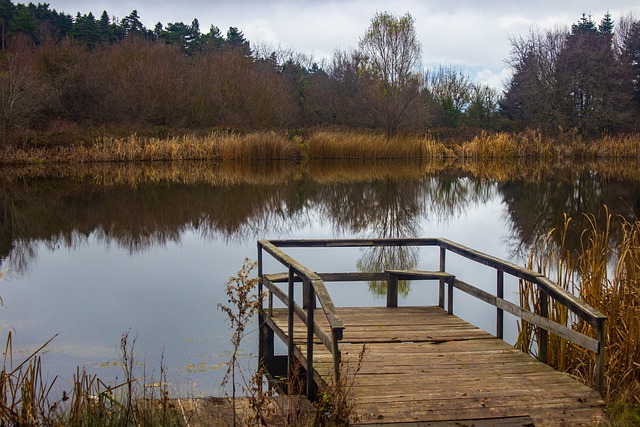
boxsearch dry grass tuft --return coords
[0,330,184,426]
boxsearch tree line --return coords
[0,1,639,143]
[502,12,640,135]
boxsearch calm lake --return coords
[1,159,638,396]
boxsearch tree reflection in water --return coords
[1,159,640,287]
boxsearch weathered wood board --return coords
[268,306,608,426]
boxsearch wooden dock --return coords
[268,306,606,426]
[257,238,609,426]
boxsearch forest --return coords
[1,1,640,146]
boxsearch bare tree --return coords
[359,11,424,137]
[501,27,568,132]
[426,65,472,127]
[465,83,500,129]
[0,38,51,139]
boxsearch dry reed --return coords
[519,208,640,415]
[305,130,450,159]
[0,131,301,164]
[2,130,640,164]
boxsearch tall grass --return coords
[519,208,640,424]
[306,130,450,159]
[2,129,640,164]
[0,330,185,426]
[0,131,302,164]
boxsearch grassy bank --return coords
[2,129,640,164]
[520,209,640,426]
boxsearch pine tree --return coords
[121,9,145,36]
[623,20,640,108]
[99,10,116,43]
[0,0,13,50]
[71,12,102,48]
[202,24,224,50]
[8,3,35,38]
[225,26,250,55]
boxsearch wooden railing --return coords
[257,238,607,396]
[258,240,344,399]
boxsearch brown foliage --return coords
[0,36,54,139]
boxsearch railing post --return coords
[596,317,606,396]
[439,247,446,309]
[447,277,454,315]
[497,270,504,340]
[538,289,549,364]
[306,279,316,400]
[288,267,295,379]
[387,272,398,307]
[257,242,263,296]
[302,279,307,309]
[258,312,274,394]
[332,329,341,385]
[257,242,266,394]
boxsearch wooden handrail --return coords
[257,237,607,396]
[437,238,607,325]
[258,240,345,395]
[259,240,344,335]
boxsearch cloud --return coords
[474,67,514,91]
[243,19,279,46]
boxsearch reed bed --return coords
[454,131,519,159]
[2,129,640,164]
[520,209,640,422]
[0,131,302,164]
[305,130,450,159]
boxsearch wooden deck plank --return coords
[266,306,608,426]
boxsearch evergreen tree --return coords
[202,24,224,49]
[555,13,631,134]
[0,0,14,50]
[623,19,640,109]
[9,3,35,37]
[121,9,145,36]
[32,3,72,35]
[71,12,101,48]
[153,21,163,38]
[160,19,201,54]
[503,13,634,135]
[188,18,202,52]
[225,26,250,55]
[99,10,117,43]
[598,11,614,36]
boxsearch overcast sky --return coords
[50,0,640,90]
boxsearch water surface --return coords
[1,159,638,396]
